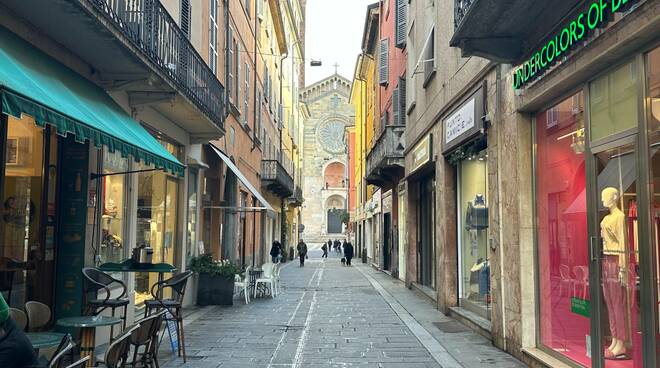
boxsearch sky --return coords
[305,0,376,86]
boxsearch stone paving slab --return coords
[160,253,525,368]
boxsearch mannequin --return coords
[600,187,630,360]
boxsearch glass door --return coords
[587,58,643,367]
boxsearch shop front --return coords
[442,85,491,321]
[0,26,184,322]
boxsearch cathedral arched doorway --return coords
[323,162,346,189]
[326,195,345,234]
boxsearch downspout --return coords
[251,1,259,152]
[224,0,230,121]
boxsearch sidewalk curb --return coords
[355,265,463,368]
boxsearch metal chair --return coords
[234,265,251,304]
[144,271,193,363]
[25,300,51,331]
[8,307,28,331]
[129,310,166,368]
[64,356,90,368]
[95,323,140,368]
[82,268,129,339]
[48,334,75,368]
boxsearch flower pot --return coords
[196,273,235,306]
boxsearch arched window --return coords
[323,162,346,188]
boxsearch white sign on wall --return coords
[445,98,475,145]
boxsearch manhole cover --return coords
[433,321,470,333]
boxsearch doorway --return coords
[417,176,435,288]
[383,213,392,271]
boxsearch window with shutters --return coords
[256,0,263,19]
[236,43,241,110]
[181,0,191,39]
[244,63,250,124]
[395,0,407,48]
[421,26,436,88]
[208,0,218,74]
[392,87,400,126]
[399,77,407,124]
[379,38,389,86]
[227,27,234,103]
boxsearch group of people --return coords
[321,239,354,265]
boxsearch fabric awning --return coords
[209,144,274,212]
[0,26,184,176]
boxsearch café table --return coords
[248,269,267,297]
[56,316,121,367]
[27,331,66,350]
[99,259,177,299]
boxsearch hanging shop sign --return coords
[512,0,639,90]
[411,134,432,174]
[442,86,486,154]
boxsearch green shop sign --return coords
[512,0,638,90]
[571,297,591,318]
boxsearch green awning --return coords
[0,26,184,176]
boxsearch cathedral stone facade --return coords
[300,74,353,242]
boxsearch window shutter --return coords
[392,87,400,126]
[227,28,234,102]
[423,28,436,86]
[395,0,407,48]
[245,63,250,123]
[181,0,190,39]
[399,77,406,124]
[379,39,389,86]
[237,45,242,109]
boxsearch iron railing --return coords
[289,185,304,206]
[87,0,224,127]
[454,0,476,29]
[261,159,294,195]
[366,125,405,178]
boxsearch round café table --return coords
[57,316,121,367]
[27,331,66,350]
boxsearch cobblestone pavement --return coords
[160,247,526,367]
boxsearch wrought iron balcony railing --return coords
[454,0,476,29]
[88,0,224,126]
[262,159,294,197]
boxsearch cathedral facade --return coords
[300,74,353,242]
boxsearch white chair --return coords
[25,301,51,331]
[559,264,573,297]
[254,263,275,298]
[8,307,27,331]
[272,263,282,296]
[234,266,250,304]
[573,265,588,299]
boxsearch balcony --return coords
[261,160,294,198]
[450,0,578,63]
[288,186,304,207]
[366,125,405,187]
[2,0,225,140]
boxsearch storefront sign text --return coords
[571,297,591,318]
[411,134,432,173]
[512,0,638,90]
[445,98,475,145]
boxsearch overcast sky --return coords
[305,0,376,86]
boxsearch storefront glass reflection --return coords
[99,147,127,266]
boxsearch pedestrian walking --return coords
[297,239,308,266]
[327,240,333,255]
[321,242,328,258]
[270,240,282,263]
[342,239,348,252]
[0,293,38,368]
[344,242,354,266]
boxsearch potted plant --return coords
[189,254,240,306]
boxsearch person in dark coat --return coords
[0,293,38,368]
[270,240,282,263]
[297,239,308,266]
[343,242,354,266]
[327,240,333,254]
[321,242,328,258]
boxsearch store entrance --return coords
[417,176,435,288]
[383,212,391,271]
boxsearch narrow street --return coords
[161,247,524,368]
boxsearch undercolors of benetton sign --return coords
[512,0,637,90]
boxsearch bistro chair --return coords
[95,323,140,368]
[254,263,276,299]
[144,271,193,362]
[48,334,75,368]
[64,356,90,368]
[234,265,251,304]
[82,268,129,339]
[25,301,52,331]
[8,307,28,331]
[273,263,282,296]
[128,311,165,368]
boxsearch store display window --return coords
[536,91,590,365]
[458,147,490,318]
[99,147,127,266]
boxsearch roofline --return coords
[361,2,380,53]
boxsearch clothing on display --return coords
[465,194,488,230]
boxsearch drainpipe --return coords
[224,0,230,121]
[251,1,259,152]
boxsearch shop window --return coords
[0,115,49,308]
[458,148,490,319]
[99,147,128,267]
[589,60,639,143]
[536,91,589,365]
[186,169,198,263]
